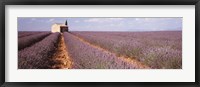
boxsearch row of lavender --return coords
[18,32,51,50]
[63,32,142,69]
[71,31,182,69]
[18,33,60,69]
[18,31,46,38]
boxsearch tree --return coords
[65,20,68,25]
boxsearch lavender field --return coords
[72,31,182,69]
[18,31,182,69]
[18,32,60,69]
[18,32,51,50]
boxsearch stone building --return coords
[51,20,68,33]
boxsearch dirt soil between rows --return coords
[52,33,72,69]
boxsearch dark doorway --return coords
[60,26,68,33]
[60,28,65,33]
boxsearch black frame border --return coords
[0,0,199,87]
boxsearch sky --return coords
[18,17,182,31]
